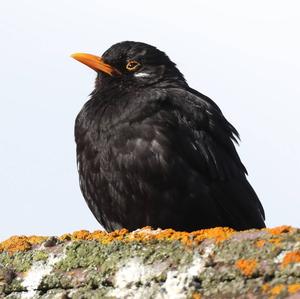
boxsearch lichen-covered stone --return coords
[0,226,299,298]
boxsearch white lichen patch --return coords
[108,257,168,298]
[21,252,65,299]
[161,244,215,299]
[108,244,215,299]
[114,258,149,288]
[274,250,288,264]
[294,241,300,250]
[128,227,163,241]
[274,239,300,265]
[132,227,162,235]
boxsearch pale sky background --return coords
[0,0,299,241]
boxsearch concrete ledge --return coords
[0,226,299,298]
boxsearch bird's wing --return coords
[165,88,265,229]
[109,87,264,230]
[77,88,265,231]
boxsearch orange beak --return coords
[70,52,121,76]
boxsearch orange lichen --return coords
[99,229,129,244]
[256,240,266,248]
[269,284,285,296]
[282,251,300,267]
[129,227,235,246]
[192,293,201,299]
[267,226,293,235]
[0,236,46,253]
[235,259,257,276]
[59,233,72,241]
[261,283,270,293]
[59,229,127,244]
[88,230,111,240]
[269,238,282,245]
[262,283,300,296]
[262,283,300,297]
[57,227,235,247]
[191,227,235,244]
[288,284,300,294]
[7,225,298,254]
[71,230,91,240]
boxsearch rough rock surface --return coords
[0,226,299,298]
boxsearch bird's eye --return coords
[126,60,141,72]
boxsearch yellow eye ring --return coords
[126,60,141,72]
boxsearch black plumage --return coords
[72,41,265,232]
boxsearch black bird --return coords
[71,41,265,232]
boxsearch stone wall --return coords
[0,226,299,298]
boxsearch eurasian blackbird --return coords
[71,41,265,232]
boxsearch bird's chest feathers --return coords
[84,89,164,136]
[78,93,167,164]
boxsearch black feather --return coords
[74,41,265,232]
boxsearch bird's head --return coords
[71,41,186,90]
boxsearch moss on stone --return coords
[56,239,190,273]
[0,249,49,273]
[0,252,32,273]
